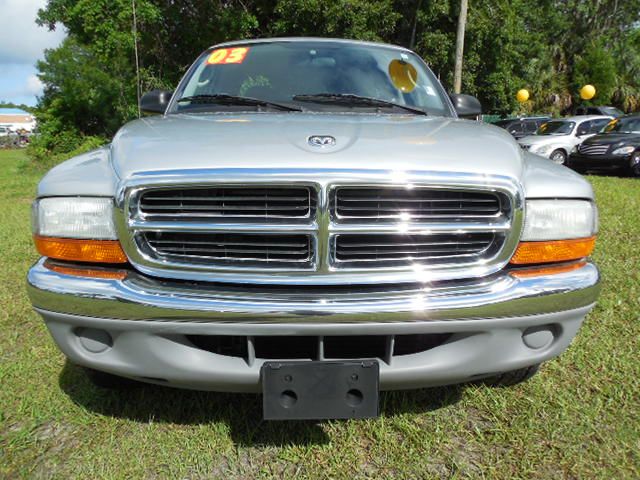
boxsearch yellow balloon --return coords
[388,59,418,93]
[516,89,530,103]
[580,84,596,100]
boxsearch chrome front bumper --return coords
[27,259,600,391]
[28,259,599,323]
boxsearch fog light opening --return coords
[522,325,556,350]
[75,328,113,354]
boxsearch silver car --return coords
[518,115,612,164]
[27,38,600,420]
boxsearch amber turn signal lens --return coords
[510,237,596,265]
[34,236,128,264]
[509,261,587,278]
[46,262,128,280]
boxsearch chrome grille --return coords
[139,186,315,220]
[334,187,502,221]
[140,232,313,269]
[122,172,522,284]
[334,233,497,267]
[579,144,609,155]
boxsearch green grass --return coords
[1,149,639,479]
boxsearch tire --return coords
[481,364,541,387]
[630,152,640,177]
[84,367,138,389]
[550,149,567,165]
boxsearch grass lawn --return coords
[1,148,638,479]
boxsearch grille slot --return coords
[334,233,496,267]
[141,232,313,268]
[579,144,609,155]
[139,186,315,221]
[334,187,502,221]
[187,334,452,365]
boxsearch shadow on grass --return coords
[58,361,464,447]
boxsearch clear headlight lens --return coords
[612,146,635,155]
[535,144,553,155]
[32,197,117,239]
[521,199,598,241]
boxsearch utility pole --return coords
[453,0,468,94]
[132,0,141,118]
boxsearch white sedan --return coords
[518,115,612,164]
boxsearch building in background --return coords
[0,108,37,132]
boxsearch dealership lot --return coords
[1,149,638,478]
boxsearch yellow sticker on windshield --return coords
[388,59,418,93]
[207,47,249,65]
[604,118,618,132]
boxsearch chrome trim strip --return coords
[28,259,600,323]
[114,169,524,285]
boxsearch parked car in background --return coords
[568,114,640,176]
[518,115,612,164]
[0,126,14,137]
[493,116,550,140]
[575,106,623,117]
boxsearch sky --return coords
[0,0,66,106]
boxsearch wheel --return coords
[84,367,138,389]
[550,149,567,165]
[630,152,640,177]
[481,364,541,387]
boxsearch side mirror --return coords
[140,90,173,114]
[450,93,482,118]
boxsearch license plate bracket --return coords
[261,360,379,420]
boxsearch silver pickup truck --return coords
[27,38,600,420]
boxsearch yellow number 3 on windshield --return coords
[207,47,249,65]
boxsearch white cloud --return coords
[26,74,44,95]
[0,0,66,65]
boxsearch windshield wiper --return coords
[292,93,428,115]
[176,94,302,112]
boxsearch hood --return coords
[518,134,567,146]
[582,132,640,146]
[111,113,524,181]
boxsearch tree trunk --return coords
[453,0,469,94]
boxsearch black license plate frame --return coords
[261,360,380,420]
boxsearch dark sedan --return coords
[567,114,640,177]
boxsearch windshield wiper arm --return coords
[176,94,302,112]
[292,93,428,115]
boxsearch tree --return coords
[31,0,640,159]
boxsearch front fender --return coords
[37,146,118,197]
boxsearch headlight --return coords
[511,199,597,265]
[521,200,598,241]
[612,146,635,155]
[535,144,554,155]
[32,197,127,263]
[32,197,118,239]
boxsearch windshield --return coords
[603,117,640,134]
[536,121,575,135]
[601,107,623,117]
[170,41,453,116]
